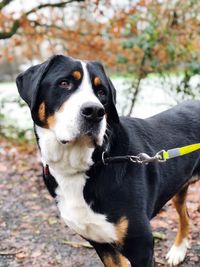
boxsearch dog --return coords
[16,55,200,267]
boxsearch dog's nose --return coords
[81,102,105,123]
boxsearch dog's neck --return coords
[35,125,95,176]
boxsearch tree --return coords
[1,0,200,115]
[120,0,200,114]
[0,0,85,39]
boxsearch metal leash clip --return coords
[100,150,167,166]
[155,150,166,162]
[136,150,166,164]
[129,155,141,163]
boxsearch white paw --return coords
[166,239,189,266]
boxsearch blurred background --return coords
[0,1,200,267]
[0,0,200,141]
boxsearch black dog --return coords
[16,55,199,267]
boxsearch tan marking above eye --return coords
[115,216,129,246]
[94,76,101,86]
[72,70,81,80]
[38,102,46,122]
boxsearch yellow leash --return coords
[162,143,200,160]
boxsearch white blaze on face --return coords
[49,61,107,145]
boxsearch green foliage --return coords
[117,54,128,64]
[118,0,200,114]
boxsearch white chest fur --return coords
[36,126,117,243]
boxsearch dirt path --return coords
[0,139,199,267]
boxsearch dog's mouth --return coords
[58,131,100,148]
[57,119,106,147]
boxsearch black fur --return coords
[85,102,200,267]
[16,55,200,267]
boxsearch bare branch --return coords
[0,19,19,39]
[127,54,146,116]
[0,0,85,40]
[26,0,84,15]
[0,0,14,11]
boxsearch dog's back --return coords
[117,100,200,215]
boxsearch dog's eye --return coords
[97,90,106,98]
[59,80,73,90]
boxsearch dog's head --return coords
[16,55,119,146]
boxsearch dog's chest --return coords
[37,129,117,243]
[54,172,117,243]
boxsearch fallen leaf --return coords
[62,240,93,249]
[48,217,58,225]
[16,251,26,260]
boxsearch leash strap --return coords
[162,143,200,160]
[99,143,200,166]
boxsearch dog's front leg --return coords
[90,241,130,267]
[121,225,154,267]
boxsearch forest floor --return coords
[0,138,199,267]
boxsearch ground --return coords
[0,139,199,267]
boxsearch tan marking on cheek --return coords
[115,217,129,246]
[72,70,81,80]
[38,102,46,122]
[74,135,94,148]
[58,103,65,112]
[94,76,101,86]
[47,115,56,128]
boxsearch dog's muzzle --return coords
[81,102,105,123]
[79,102,105,145]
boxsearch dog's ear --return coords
[107,78,119,124]
[16,55,57,111]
